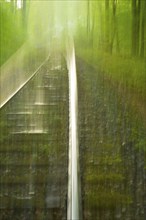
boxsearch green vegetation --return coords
[85,190,132,209]
[86,172,124,184]
[1,0,146,97]
[75,0,146,100]
[0,1,146,218]
[0,0,28,66]
[78,56,146,218]
[77,48,146,98]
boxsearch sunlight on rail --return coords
[67,37,81,220]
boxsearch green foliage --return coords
[85,172,124,184]
[0,2,26,66]
[75,0,146,103]
[86,190,132,209]
[77,48,146,99]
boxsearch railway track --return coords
[1,47,146,220]
[0,53,69,219]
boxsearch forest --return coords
[75,0,146,103]
[0,1,146,220]
[0,0,28,66]
[1,0,146,101]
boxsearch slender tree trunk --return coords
[110,0,117,54]
[87,0,90,37]
[144,2,146,59]
[22,0,27,25]
[140,0,146,58]
[137,0,141,55]
[131,0,137,56]
[98,1,104,50]
[131,0,141,56]
[91,3,95,48]
[11,0,16,13]
[105,0,110,51]
[116,27,120,53]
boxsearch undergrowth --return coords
[76,48,146,100]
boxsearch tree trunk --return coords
[137,0,141,55]
[131,0,137,56]
[22,0,27,25]
[91,3,95,48]
[116,26,120,53]
[140,0,146,58]
[87,0,90,37]
[105,0,110,51]
[110,0,117,54]
[131,0,141,56]
[144,2,146,59]
[11,0,16,13]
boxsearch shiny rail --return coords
[0,43,50,108]
[0,38,82,219]
[67,38,81,220]
[0,54,68,219]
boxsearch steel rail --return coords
[67,37,81,220]
[0,48,50,108]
